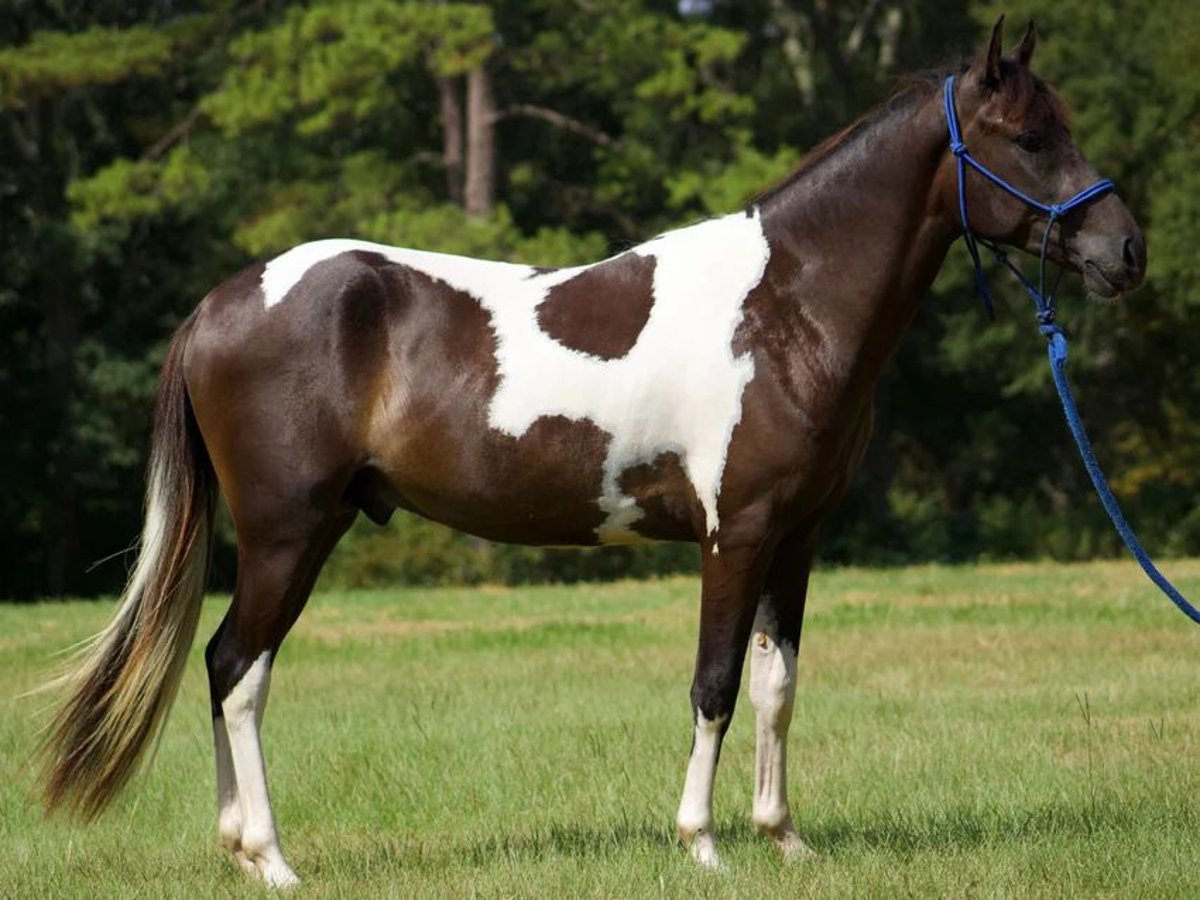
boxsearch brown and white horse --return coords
[40,20,1145,884]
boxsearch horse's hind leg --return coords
[676,543,769,869]
[206,620,253,876]
[749,527,817,860]
[205,510,354,886]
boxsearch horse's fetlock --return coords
[218,824,242,852]
[218,807,242,847]
[676,809,713,847]
[751,803,793,835]
[238,825,279,861]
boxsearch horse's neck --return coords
[756,94,955,387]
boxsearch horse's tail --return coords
[40,312,216,819]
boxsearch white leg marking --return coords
[213,717,256,874]
[676,711,728,869]
[222,652,300,888]
[748,605,812,860]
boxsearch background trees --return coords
[2,1,1196,598]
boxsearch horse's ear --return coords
[981,14,1005,92]
[1015,20,1036,68]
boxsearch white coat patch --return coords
[259,212,770,542]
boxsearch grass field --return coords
[4,560,1200,898]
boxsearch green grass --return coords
[5,560,1200,897]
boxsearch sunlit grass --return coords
[4,559,1200,897]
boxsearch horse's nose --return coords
[1122,232,1147,285]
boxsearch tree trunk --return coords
[438,75,465,205]
[43,276,79,597]
[33,99,80,596]
[795,0,855,117]
[769,0,817,106]
[464,61,495,217]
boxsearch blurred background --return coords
[1,0,1196,599]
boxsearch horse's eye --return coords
[1015,130,1044,152]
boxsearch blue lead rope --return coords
[942,75,1200,626]
[1043,332,1200,624]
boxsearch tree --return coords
[2,0,1196,598]
[0,5,224,595]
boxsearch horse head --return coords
[938,17,1146,298]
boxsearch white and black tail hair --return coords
[39,314,215,818]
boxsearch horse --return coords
[39,18,1145,885]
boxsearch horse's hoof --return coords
[258,860,301,889]
[775,831,816,863]
[687,832,723,871]
[754,819,816,862]
[233,849,258,876]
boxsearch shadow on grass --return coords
[301,817,675,878]
[459,819,677,866]
[306,795,1187,878]
[804,797,1178,856]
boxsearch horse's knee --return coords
[748,630,797,724]
[690,660,743,722]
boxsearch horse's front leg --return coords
[676,540,771,869]
[749,526,817,860]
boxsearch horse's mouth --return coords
[1083,260,1123,299]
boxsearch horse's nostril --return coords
[1122,233,1146,274]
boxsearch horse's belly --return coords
[370,406,700,547]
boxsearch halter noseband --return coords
[942,74,1115,328]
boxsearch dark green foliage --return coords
[1,1,1196,599]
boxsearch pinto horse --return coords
[40,20,1145,884]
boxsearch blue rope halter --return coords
[942,74,1200,626]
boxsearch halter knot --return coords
[950,141,967,158]
[1047,204,1065,221]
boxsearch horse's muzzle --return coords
[1083,231,1146,298]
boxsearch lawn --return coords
[4,560,1200,898]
